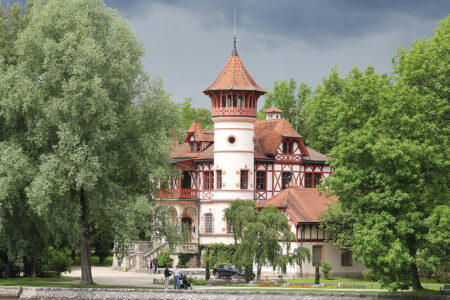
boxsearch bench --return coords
[440,284,450,294]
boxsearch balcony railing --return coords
[158,188,198,199]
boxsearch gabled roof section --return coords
[254,119,304,155]
[261,186,337,224]
[184,121,214,143]
[203,41,266,93]
[264,107,284,113]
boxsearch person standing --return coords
[153,257,158,273]
[147,259,151,274]
[164,266,172,290]
[173,265,181,290]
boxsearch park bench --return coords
[440,284,450,294]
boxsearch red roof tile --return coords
[254,119,301,154]
[203,55,266,93]
[262,187,337,224]
[264,107,283,113]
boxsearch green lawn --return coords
[0,277,159,289]
[285,276,444,291]
[70,255,113,266]
[206,288,443,296]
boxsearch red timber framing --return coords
[159,160,199,199]
[254,162,269,201]
[296,223,325,242]
[199,162,214,200]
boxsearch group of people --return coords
[147,257,158,273]
[147,258,191,290]
[164,265,188,290]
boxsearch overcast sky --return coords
[2,0,449,108]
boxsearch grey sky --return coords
[2,0,449,108]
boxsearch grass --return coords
[205,288,443,295]
[285,276,444,291]
[0,277,159,289]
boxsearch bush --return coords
[315,266,320,284]
[244,264,253,283]
[205,258,210,281]
[321,261,332,280]
[48,252,71,275]
[204,243,236,268]
[40,270,60,278]
[362,269,374,281]
[157,251,173,268]
[178,253,195,268]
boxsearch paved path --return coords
[62,267,391,293]
[62,266,164,288]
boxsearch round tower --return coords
[203,38,266,202]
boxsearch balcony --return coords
[158,188,198,199]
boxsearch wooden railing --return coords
[158,188,198,199]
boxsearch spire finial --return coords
[231,10,239,56]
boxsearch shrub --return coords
[41,270,59,278]
[244,264,253,283]
[205,258,210,281]
[48,252,71,275]
[204,243,236,268]
[157,251,173,268]
[362,269,374,281]
[178,253,195,268]
[315,266,320,284]
[321,261,332,279]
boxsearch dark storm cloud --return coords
[105,0,450,44]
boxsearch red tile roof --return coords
[261,187,337,224]
[203,55,266,93]
[264,107,284,113]
[172,119,327,162]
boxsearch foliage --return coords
[157,251,172,268]
[177,252,195,268]
[319,200,355,251]
[321,17,449,291]
[92,231,113,264]
[178,98,213,131]
[47,251,71,275]
[290,247,311,277]
[225,200,294,281]
[362,269,374,282]
[258,79,312,133]
[205,257,210,281]
[0,0,181,284]
[244,264,253,283]
[204,243,236,268]
[315,266,320,284]
[321,261,332,280]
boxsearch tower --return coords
[201,38,266,242]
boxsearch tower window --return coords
[227,136,236,144]
[222,95,226,108]
[233,95,237,107]
[239,96,243,107]
[228,95,232,107]
[256,171,266,190]
[240,170,248,189]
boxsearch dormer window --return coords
[190,142,201,153]
[282,140,295,154]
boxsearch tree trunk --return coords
[80,187,94,285]
[411,262,423,291]
[256,263,262,282]
[71,248,76,261]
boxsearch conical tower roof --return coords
[203,38,266,93]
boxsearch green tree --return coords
[258,79,312,133]
[0,0,180,284]
[225,200,294,281]
[290,246,310,278]
[323,18,449,291]
[178,98,213,130]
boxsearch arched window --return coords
[222,95,226,108]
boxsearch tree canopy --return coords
[0,0,180,284]
[320,17,449,291]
